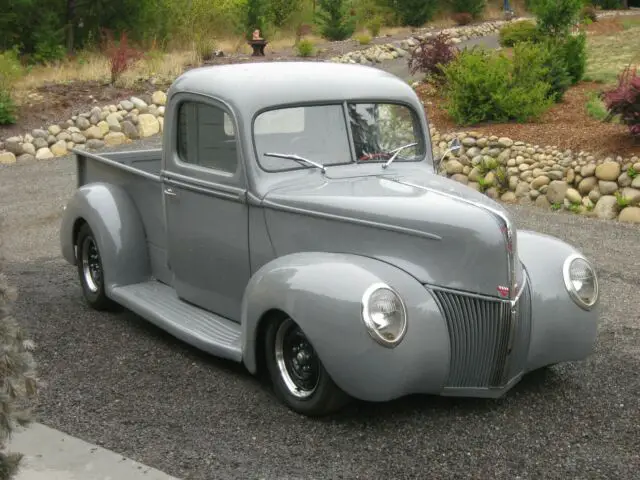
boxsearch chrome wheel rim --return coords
[81,236,102,293]
[274,318,320,399]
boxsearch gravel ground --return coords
[1,137,639,480]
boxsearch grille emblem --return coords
[497,285,509,297]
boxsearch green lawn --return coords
[584,25,640,84]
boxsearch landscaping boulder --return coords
[593,195,619,220]
[595,161,621,181]
[618,207,640,224]
[137,114,160,138]
[35,148,54,160]
[0,152,17,165]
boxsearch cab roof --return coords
[168,61,420,115]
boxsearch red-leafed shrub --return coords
[452,12,473,25]
[602,65,640,137]
[101,30,144,85]
[408,33,459,83]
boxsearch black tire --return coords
[76,223,117,311]
[264,315,351,417]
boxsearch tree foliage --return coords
[316,0,356,40]
[0,228,38,480]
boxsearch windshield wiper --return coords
[382,142,419,169]
[264,152,326,173]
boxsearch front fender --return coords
[60,182,151,293]
[518,230,600,372]
[240,252,451,402]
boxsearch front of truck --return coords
[212,62,600,402]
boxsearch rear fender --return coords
[240,252,450,402]
[60,182,151,293]
[518,230,600,371]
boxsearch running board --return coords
[110,281,243,362]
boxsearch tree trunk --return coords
[66,0,76,54]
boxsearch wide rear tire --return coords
[76,223,117,311]
[264,315,350,417]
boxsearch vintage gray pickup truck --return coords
[60,62,600,416]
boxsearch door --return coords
[163,96,250,322]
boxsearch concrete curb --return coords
[8,423,179,480]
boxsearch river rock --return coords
[595,161,621,181]
[0,152,17,164]
[50,140,68,156]
[121,121,139,140]
[531,176,550,189]
[22,143,36,155]
[85,126,104,140]
[546,180,568,204]
[578,176,598,195]
[152,91,167,106]
[35,148,54,160]
[137,114,160,138]
[565,188,582,204]
[593,195,618,220]
[86,139,105,149]
[621,187,640,206]
[618,207,640,224]
[104,132,126,146]
[598,180,618,195]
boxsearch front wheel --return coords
[76,223,117,311]
[264,316,350,416]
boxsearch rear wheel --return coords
[264,316,350,416]
[76,223,117,311]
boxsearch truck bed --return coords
[74,148,171,284]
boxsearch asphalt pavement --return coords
[373,34,502,82]
[1,136,639,480]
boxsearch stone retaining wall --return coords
[329,20,511,65]
[0,91,167,163]
[433,128,640,224]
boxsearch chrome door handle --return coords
[164,187,177,197]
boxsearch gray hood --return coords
[262,168,519,298]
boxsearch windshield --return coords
[253,102,426,172]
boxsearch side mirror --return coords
[434,138,462,172]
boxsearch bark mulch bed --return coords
[417,81,640,159]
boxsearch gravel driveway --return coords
[1,137,639,480]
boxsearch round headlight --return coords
[563,254,598,310]
[361,283,408,347]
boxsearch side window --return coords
[176,101,238,174]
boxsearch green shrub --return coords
[317,0,356,40]
[442,47,553,125]
[366,16,383,37]
[295,39,315,57]
[356,33,372,45]
[585,92,609,120]
[561,32,587,84]
[0,91,16,125]
[532,0,583,37]
[0,48,23,125]
[514,39,573,102]
[451,0,487,19]
[394,0,439,27]
[498,20,539,47]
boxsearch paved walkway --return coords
[8,423,177,480]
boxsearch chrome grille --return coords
[431,279,532,389]
[506,280,532,382]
